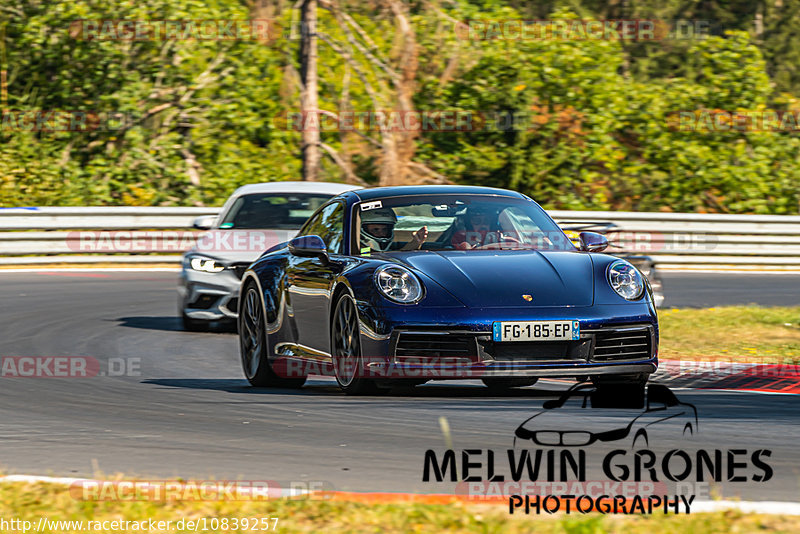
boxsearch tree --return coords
[299,0,320,181]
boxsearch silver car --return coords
[178,181,362,330]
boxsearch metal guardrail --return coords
[548,210,800,270]
[0,207,217,230]
[0,207,799,270]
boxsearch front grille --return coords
[533,431,593,447]
[592,327,652,361]
[391,327,653,364]
[394,333,477,360]
[486,341,568,361]
[479,338,592,362]
[229,263,250,279]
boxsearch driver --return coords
[360,207,428,252]
[451,205,497,250]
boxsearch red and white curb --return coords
[655,359,800,394]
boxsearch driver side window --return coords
[298,201,345,254]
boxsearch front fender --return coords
[242,250,290,326]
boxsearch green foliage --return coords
[1,0,302,206]
[1,0,799,213]
[419,8,800,213]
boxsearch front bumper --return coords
[355,303,658,380]
[178,267,243,321]
[363,358,657,380]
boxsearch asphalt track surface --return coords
[0,271,798,502]
[661,272,800,308]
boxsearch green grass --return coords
[2,481,800,533]
[658,306,800,363]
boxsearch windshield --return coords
[355,194,575,253]
[219,193,331,230]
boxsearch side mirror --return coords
[579,231,608,253]
[193,215,216,230]
[288,235,328,261]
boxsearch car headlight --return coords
[607,260,645,300]
[374,265,424,304]
[189,256,225,273]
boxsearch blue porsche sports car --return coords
[238,185,659,395]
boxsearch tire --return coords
[331,293,378,395]
[239,282,306,388]
[482,378,538,391]
[181,312,208,332]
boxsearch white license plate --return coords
[492,321,580,342]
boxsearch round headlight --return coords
[374,265,424,304]
[607,260,645,300]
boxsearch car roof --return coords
[351,185,525,201]
[230,181,362,197]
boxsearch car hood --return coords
[394,250,594,308]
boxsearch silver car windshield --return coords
[220,193,331,230]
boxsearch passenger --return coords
[360,207,428,252]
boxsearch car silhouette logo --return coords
[522,294,533,302]
[513,383,698,449]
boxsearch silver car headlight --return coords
[374,265,424,304]
[607,260,645,300]
[189,256,225,273]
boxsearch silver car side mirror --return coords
[192,215,217,230]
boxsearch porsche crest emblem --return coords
[522,294,533,302]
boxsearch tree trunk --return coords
[0,25,8,113]
[299,0,320,181]
[381,0,418,186]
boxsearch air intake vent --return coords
[395,333,476,360]
[592,328,652,361]
[189,294,217,310]
[487,342,571,361]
